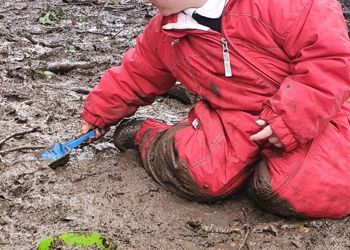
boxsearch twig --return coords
[36,59,109,75]
[238,208,252,250]
[23,34,63,48]
[75,30,111,36]
[43,61,96,74]
[0,194,12,201]
[0,146,46,155]
[29,27,64,35]
[104,5,136,12]
[32,84,91,94]
[71,172,100,183]
[201,224,241,235]
[71,87,91,95]
[178,244,185,250]
[137,187,159,197]
[0,6,28,14]
[239,229,251,250]
[60,0,98,6]
[4,35,19,42]
[32,83,65,90]
[0,128,38,148]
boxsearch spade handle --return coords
[64,130,96,150]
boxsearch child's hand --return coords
[81,120,110,142]
[250,119,283,148]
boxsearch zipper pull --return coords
[221,38,232,77]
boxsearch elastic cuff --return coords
[260,108,298,152]
[81,109,105,127]
[268,116,298,151]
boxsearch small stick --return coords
[4,35,18,42]
[75,30,111,36]
[200,224,241,235]
[44,61,95,74]
[104,4,136,12]
[29,28,63,35]
[60,0,98,6]
[71,87,91,95]
[240,229,251,250]
[0,128,38,148]
[0,146,46,155]
[0,6,28,14]
[238,208,252,250]
[32,84,91,95]
[23,34,62,48]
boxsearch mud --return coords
[0,0,349,249]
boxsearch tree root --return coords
[0,146,46,155]
[0,127,39,149]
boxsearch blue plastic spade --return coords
[39,130,96,168]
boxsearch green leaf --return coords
[107,0,117,6]
[38,10,65,25]
[76,15,85,22]
[37,231,118,250]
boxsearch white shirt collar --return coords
[162,12,210,31]
[183,0,227,19]
[162,0,227,31]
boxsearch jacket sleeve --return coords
[260,0,350,151]
[82,16,176,127]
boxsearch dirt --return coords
[0,0,349,249]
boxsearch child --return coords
[81,0,350,218]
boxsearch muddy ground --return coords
[0,0,349,249]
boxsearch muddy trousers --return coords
[248,121,350,219]
[134,103,262,202]
[135,119,231,202]
[135,114,350,218]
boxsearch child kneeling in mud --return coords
[81,0,350,218]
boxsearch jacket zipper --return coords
[222,35,279,87]
[220,11,280,88]
[221,38,232,78]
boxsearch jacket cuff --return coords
[260,107,298,152]
[81,108,106,127]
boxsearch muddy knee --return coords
[140,123,230,203]
[247,159,304,218]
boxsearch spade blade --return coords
[38,130,96,168]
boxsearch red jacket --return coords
[83,0,350,217]
[83,0,350,150]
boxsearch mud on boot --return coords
[113,117,146,151]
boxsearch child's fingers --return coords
[94,126,110,139]
[250,125,273,141]
[255,119,267,127]
[81,120,109,143]
[268,136,280,144]
[274,143,283,148]
[81,120,95,134]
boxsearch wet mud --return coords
[0,0,349,249]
